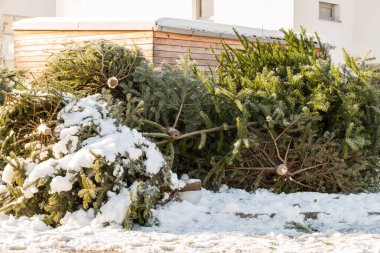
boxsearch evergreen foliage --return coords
[131,57,220,172]
[125,182,161,229]
[1,30,379,230]
[0,91,175,228]
[0,88,64,170]
[103,36,380,193]
[43,40,144,97]
[195,29,380,192]
[0,67,25,105]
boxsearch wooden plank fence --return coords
[13,29,243,75]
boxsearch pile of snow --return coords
[143,188,380,235]
[1,189,380,252]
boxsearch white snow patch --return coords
[53,135,79,157]
[1,163,14,184]
[50,175,73,193]
[143,145,165,174]
[1,189,380,252]
[170,172,186,190]
[60,209,94,227]
[0,185,7,194]
[96,187,132,224]
[37,123,51,135]
[58,125,79,139]
[142,188,380,235]
[26,159,56,182]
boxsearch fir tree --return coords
[0,67,25,105]
[195,29,380,192]
[42,40,144,98]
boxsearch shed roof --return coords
[13,17,333,47]
[13,17,283,40]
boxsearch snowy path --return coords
[2,228,379,253]
[1,188,380,253]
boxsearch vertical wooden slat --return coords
[152,31,242,67]
[14,30,154,76]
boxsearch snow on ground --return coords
[1,188,380,253]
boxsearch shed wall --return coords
[14,30,245,74]
[152,31,241,68]
[14,30,154,75]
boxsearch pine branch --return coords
[172,95,185,128]
[290,163,330,176]
[229,167,276,172]
[265,124,284,163]
[156,122,259,145]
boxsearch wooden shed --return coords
[12,17,290,75]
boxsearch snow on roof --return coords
[13,17,283,40]
[13,17,157,31]
[155,18,285,41]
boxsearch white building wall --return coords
[0,0,55,17]
[0,0,56,68]
[353,0,380,62]
[293,0,355,63]
[56,0,193,20]
[213,0,294,31]
[17,0,380,64]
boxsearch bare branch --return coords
[254,148,276,167]
[181,122,258,139]
[229,166,276,172]
[284,139,292,163]
[275,115,313,142]
[265,124,284,163]
[289,177,317,190]
[290,163,330,176]
[172,95,185,128]
[299,148,310,171]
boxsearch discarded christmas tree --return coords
[0,67,25,105]
[195,29,380,192]
[2,30,378,232]
[0,92,177,228]
[0,41,180,228]
[43,40,144,98]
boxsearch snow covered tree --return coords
[0,90,179,228]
